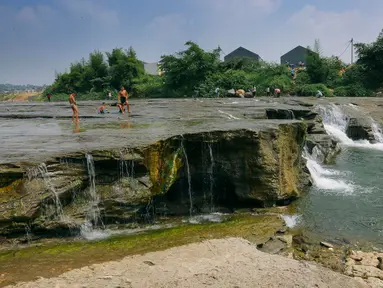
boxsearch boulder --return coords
[0,124,309,236]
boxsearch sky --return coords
[1,0,383,85]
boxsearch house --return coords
[143,62,160,76]
[224,47,261,62]
[280,45,316,66]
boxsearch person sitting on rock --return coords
[274,88,281,97]
[98,102,108,114]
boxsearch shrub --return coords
[294,84,333,97]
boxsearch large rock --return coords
[0,124,309,236]
[346,117,374,141]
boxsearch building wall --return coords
[224,47,260,61]
[280,46,312,65]
[144,62,159,75]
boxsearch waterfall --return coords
[371,120,383,143]
[81,154,103,236]
[120,157,134,179]
[208,143,215,212]
[303,149,353,193]
[317,104,383,150]
[33,163,65,220]
[181,141,193,216]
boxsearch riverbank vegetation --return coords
[43,30,383,100]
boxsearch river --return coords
[297,104,383,248]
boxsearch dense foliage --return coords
[43,30,383,100]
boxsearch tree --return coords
[306,50,328,84]
[354,29,383,90]
[160,41,221,96]
[106,47,144,90]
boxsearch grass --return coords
[0,92,42,102]
[0,214,283,286]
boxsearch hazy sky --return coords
[1,0,383,85]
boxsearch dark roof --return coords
[225,47,260,59]
[281,45,316,58]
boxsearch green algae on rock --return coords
[0,123,309,237]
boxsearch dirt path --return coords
[4,238,376,288]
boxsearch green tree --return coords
[306,50,329,84]
[160,41,221,96]
[354,29,383,90]
[106,47,144,90]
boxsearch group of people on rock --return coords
[67,86,131,123]
[232,86,280,98]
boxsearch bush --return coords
[294,84,333,97]
[333,85,373,97]
[131,75,165,98]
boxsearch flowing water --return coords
[298,104,383,246]
[28,163,65,221]
[181,141,193,216]
[208,143,215,212]
[81,154,103,238]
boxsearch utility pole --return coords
[351,38,354,64]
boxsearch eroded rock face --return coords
[0,124,309,237]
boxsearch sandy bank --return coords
[5,238,377,288]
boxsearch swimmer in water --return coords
[69,92,79,122]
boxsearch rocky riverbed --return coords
[4,238,377,288]
[2,97,383,286]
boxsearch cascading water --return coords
[81,154,103,237]
[303,148,353,193]
[317,104,383,150]
[32,163,65,220]
[371,120,383,143]
[180,140,193,216]
[208,143,215,212]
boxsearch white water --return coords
[280,215,302,228]
[82,224,175,241]
[303,149,354,193]
[181,142,193,216]
[372,121,383,143]
[185,213,226,224]
[318,104,383,150]
[81,154,103,237]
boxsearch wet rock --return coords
[0,123,310,236]
[346,117,374,141]
[320,242,334,249]
[258,237,287,254]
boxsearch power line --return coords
[338,41,351,58]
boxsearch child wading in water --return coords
[98,102,108,114]
[69,92,79,122]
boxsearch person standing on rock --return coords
[69,92,79,123]
[118,86,130,114]
[266,86,270,96]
